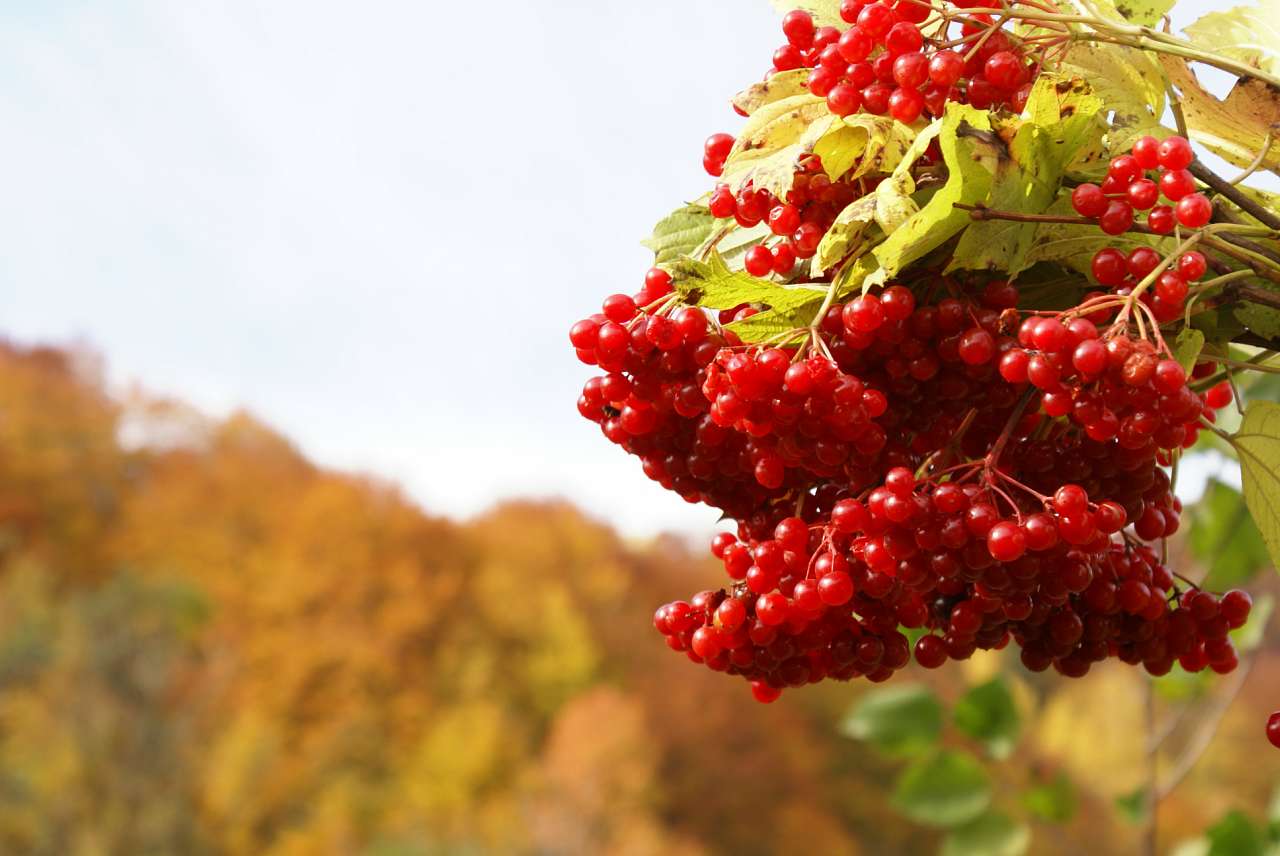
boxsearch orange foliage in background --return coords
[0,340,1271,855]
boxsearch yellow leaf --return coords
[1161,56,1280,173]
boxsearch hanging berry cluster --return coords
[568,2,1280,717]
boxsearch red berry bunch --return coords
[705,154,869,270]
[572,7,1265,715]
[594,272,1245,699]
[1089,245,1207,323]
[1269,711,1280,749]
[1072,134,1211,236]
[765,7,1037,124]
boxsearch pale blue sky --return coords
[0,1,1265,536]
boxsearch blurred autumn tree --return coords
[0,339,1273,855]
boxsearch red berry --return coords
[1175,193,1212,228]
[744,245,774,277]
[1071,183,1107,218]
[983,51,1026,89]
[914,635,948,669]
[705,133,735,162]
[818,571,854,605]
[1131,135,1160,169]
[1099,200,1135,235]
[857,2,897,38]
[1157,135,1194,170]
[1073,339,1107,375]
[893,52,929,89]
[1178,251,1207,281]
[1127,247,1162,279]
[884,21,923,55]
[838,27,871,63]
[1160,168,1196,201]
[827,83,863,116]
[1091,248,1128,286]
[1147,205,1176,234]
[987,520,1027,561]
[928,51,964,86]
[844,294,885,333]
[752,681,782,703]
[1053,484,1088,516]
[958,328,995,365]
[773,44,804,72]
[1127,178,1159,210]
[888,87,924,123]
[781,10,816,47]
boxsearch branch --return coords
[1191,160,1280,231]
[1233,283,1280,311]
[1155,656,1254,802]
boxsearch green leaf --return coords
[1235,281,1280,340]
[1231,593,1274,652]
[839,683,944,756]
[670,252,823,312]
[1023,76,1108,178]
[1012,263,1089,312]
[816,113,920,184]
[1189,479,1272,589]
[1232,401,1280,570]
[1115,787,1150,823]
[768,0,844,27]
[941,812,1031,856]
[642,204,716,264]
[1173,328,1206,374]
[1024,193,1160,276]
[892,750,992,828]
[1192,308,1249,347]
[815,195,880,275]
[1161,57,1280,175]
[1021,772,1077,823]
[868,103,999,288]
[1206,811,1266,856]
[1183,0,1280,78]
[953,677,1021,760]
[1059,41,1167,150]
[690,221,775,271]
[949,79,1106,274]
[721,93,833,199]
[726,302,823,344]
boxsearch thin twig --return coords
[1155,657,1255,801]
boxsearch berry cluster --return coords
[766,5,1036,123]
[636,276,1246,695]
[1071,134,1212,235]
[704,153,871,278]
[571,6,1261,716]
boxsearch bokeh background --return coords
[0,1,1277,854]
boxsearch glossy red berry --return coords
[1160,168,1196,201]
[1131,135,1160,169]
[1157,135,1194,170]
[1071,183,1107,218]
[1099,200,1135,235]
[1175,193,1213,228]
[929,51,964,86]
[781,10,816,47]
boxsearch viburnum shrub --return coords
[570,0,1280,744]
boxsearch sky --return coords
[0,0,1269,537]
